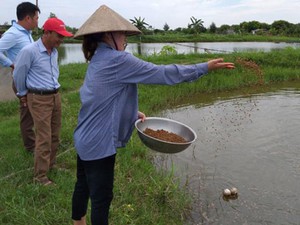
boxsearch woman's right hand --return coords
[207,58,235,71]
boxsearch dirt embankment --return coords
[0,66,16,101]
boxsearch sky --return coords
[1,0,300,30]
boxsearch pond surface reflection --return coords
[154,84,300,225]
[58,42,300,65]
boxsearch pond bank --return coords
[0,67,16,101]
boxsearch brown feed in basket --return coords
[143,128,187,143]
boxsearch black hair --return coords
[82,33,104,61]
[16,2,40,20]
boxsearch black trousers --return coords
[72,154,116,225]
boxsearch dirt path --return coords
[0,66,16,102]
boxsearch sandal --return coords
[34,177,55,186]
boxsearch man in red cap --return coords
[13,17,73,186]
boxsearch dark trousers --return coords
[20,103,35,151]
[12,81,35,151]
[72,154,116,225]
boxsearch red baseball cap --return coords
[43,18,73,37]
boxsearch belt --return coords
[28,89,59,95]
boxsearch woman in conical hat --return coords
[71,5,234,225]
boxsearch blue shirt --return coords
[13,38,60,96]
[0,22,33,68]
[74,43,208,161]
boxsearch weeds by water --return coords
[128,33,300,44]
[1,48,300,224]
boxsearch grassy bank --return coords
[0,48,300,225]
[128,33,300,43]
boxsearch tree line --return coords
[2,13,299,38]
[130,16,300,37]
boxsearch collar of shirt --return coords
[13,22,33,35]
[37,37,50,53]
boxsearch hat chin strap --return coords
[110,33,118,51]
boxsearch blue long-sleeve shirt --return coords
[0,22,33,68]
[13,38,60,96]
[74,42,208,161]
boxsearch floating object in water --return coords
[223,188,231,196]
[230,187,238,195]
[223,187,238,201]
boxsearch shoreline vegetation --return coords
[1,47,300,224]
[128,33,300,43]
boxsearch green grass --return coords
[128,33,300,43]
[1,48,300,224]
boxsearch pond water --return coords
[153,83,300,225]
[58,42,300,65]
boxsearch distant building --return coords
[252,29,267,35]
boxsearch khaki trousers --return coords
[27,92,62,180]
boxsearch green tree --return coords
[231,24,241,34]
[188,16,205,34]
[49,12,56,18]
[270,20,292,35]
[293,23,300,36]
[260,22,271,30]
[130,16,149,31]
[209,22,217,33]
[218,24,231,34]
[239,20,264,33]
[163,23,170,31]
[174,27,183,32]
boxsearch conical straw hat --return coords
[74,5,141,38]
